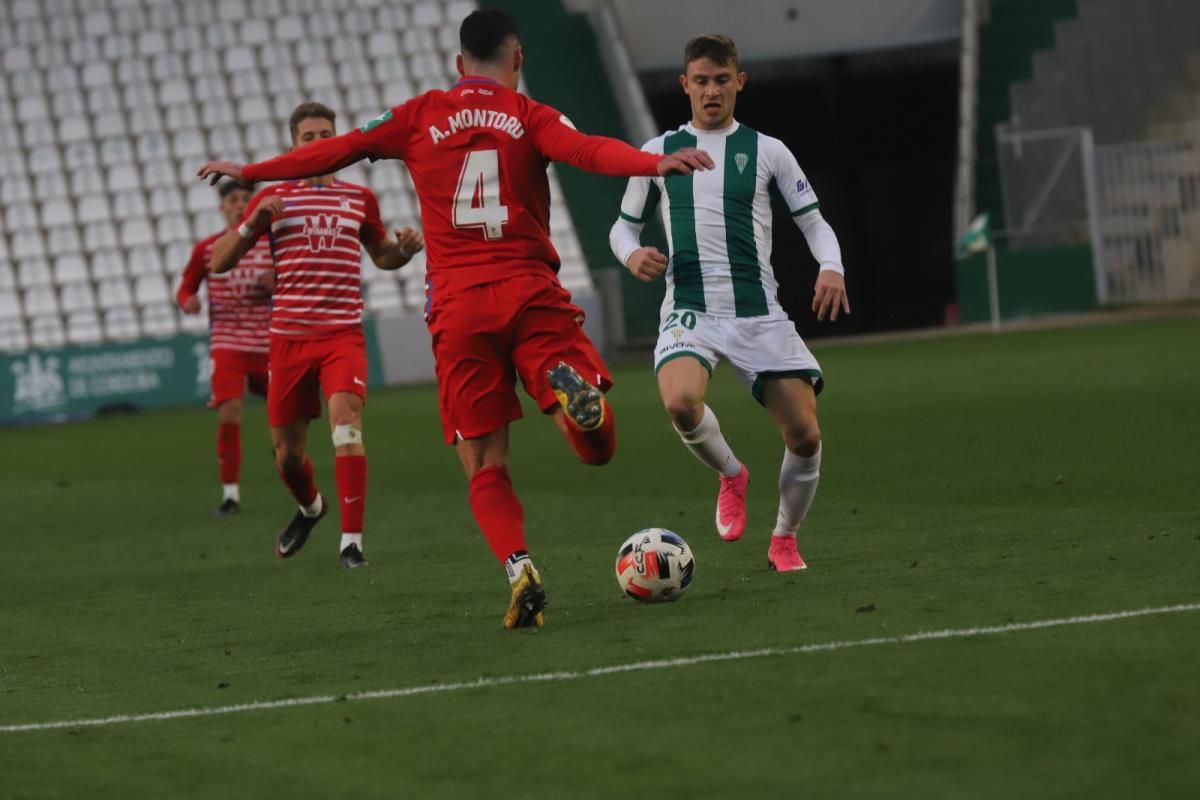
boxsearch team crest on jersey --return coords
[734,153,749,174]
[303,214,342,252]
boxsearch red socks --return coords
[563,400,617,465]
[468,465,527,563]
[335,454,367,533]
[277,455,318,509]
[217,422,241,484]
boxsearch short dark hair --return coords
[288,101,336,141]
[684,34,739,71]
[460,9,520,63]
[217,179,254,200]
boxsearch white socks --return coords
[222,483,240,503]
[773,444,821,537]
[675,405,742,478]
[340,533,362,552]
[301,493,323,518]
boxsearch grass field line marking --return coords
[3,601,1198,735]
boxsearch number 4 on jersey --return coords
[453,149,509,240]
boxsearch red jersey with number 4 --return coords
[238,179,387,338]
[176,231,274,354]
[242,77,661,293]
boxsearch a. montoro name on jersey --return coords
[428,108,525,144]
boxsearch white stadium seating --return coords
[0,0,591,352]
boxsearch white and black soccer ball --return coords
[615,528,695,603]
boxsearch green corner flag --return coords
[956,212,992,259]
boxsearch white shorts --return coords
[652,310,824,404]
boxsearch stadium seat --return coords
[138,31,169,57]
[192,210,222,237]
[224,46,257,72]
[186,50,222,79]
[91,249,126,280]
[158,79,193,106]
[12,230,47,260]
[230,70,265,96]
[61,281,97,313]
[0,291,22,320]
[128,245,164,276]
[142,160,177,188]
[171,28,205,53]
[146,3,180,31]
[341,9,374,35]
[106,307,143,340]
[82,10,111,38]
[24,286,59,316]
[116,57,151,84]
[135,131,172,162]
[346,86,382,116]
[138,305,176,338]
[150,187,185,215]
[63,141,99,169]
[241,19,271,47]
[162,104,198,133]
[106,167,141,194]
[128,107,164,133]
[274,17,304,42]
[120,218,156,248]
[87,85,123,115]
[41,198,75,228]
[265,66,302,95]
[101,33,136,62]
[67,310,104,345]
[54,254,89,285]
[17,95,49,122]
[182,2,215,27]
[46,225,83,257]
[134,274,170,306]
[34,172,70,202]
[152,53,186,82]
[374,6,410,29]
[99,136,134,166]
[30,314,66,349]
[93,111,127,138]
[178,308,207,334]
[156,214,193,243]
[201,99,237,127]
[111,192,148,221]
[0,318,30,352]
[69,40,104,68]
[0,263,13,290]
[245,120,284,150]
[81,61,113,90]
[1,175,33,203]
[123,82,159,110]
[71,166,106,196]
[271,91,306,120]
[366,32,398,59]
[258,42,293,68]
[52,91,87,118]
[205,21,239,49]
[45,65,79,92]
[403,29,436,54]
[77,193,111,224]
[97,276,133,307]
[17,258,53,289]
[84,220,119,250]
[303,64,337,91]
[6,203,41,232]
[172,130,207,159]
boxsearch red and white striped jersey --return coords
[240,179,387,338]
[176,231,274,354]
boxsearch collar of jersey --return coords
[684,119,741,138]
[455,76,504,89]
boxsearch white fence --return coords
[996,125,1200,306]
[1094,139,1200,304]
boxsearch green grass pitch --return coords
[2,318,1198,798]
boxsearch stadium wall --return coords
[954,244,1097,323]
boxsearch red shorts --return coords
[267,328,368,428]
[427,270,612,445]
[209,349,269,408]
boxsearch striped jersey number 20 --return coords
[453,149,509,240]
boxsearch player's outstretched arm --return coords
[365,227,425,271]
[530,107,713,178]
[197,133,366,185]
[210,196,284,274]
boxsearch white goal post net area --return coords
[996,125,1200,306]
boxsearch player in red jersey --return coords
[198,10,711,625]
[207,102,425,569]
[175,179,274,516]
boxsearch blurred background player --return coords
[198,10,712,626]
[174,179,274,516]
[208,102,425,569]
[609,35,850,572]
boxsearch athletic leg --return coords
[761,377,822,571]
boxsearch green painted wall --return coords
[955,244,1097,323]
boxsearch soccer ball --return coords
[615,528,695,603]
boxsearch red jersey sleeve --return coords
[241,104,414,182]
[175,238,209,304]
[358,188,387,246]
[527,102,661,177]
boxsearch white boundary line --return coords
[3,602,1197,735]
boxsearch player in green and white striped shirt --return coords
[609,35,849,572]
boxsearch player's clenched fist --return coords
[627,247,668,282]
[247,196,285,228]
[395,226,425,259]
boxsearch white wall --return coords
[565,0,961,69]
